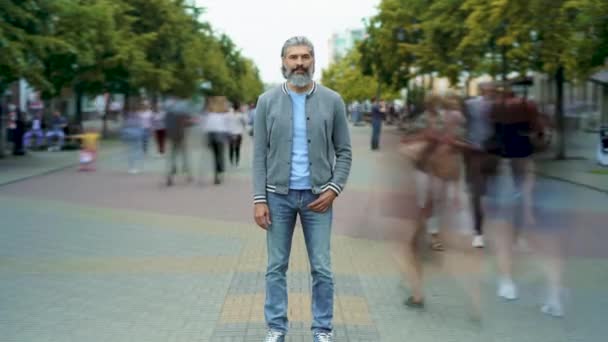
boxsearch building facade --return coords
[328,28,365,64]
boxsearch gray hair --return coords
[281,36,315,58]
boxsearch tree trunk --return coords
[75,86,83,126]
[375,79,382,100]
[555,66,566,160]
[124,92,131,119]
[501,46,508,86]
[0,94,5,158]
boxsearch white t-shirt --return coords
[138,110,153,129]
[202,112,229,133]
[226,111,247,135]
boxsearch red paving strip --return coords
[2,161,607,259]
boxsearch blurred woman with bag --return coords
[397,94,476,312]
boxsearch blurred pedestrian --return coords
[370,97,385,150]
[121,111,144,174]
[247,102,256,137]
[350,100,362,125]
[485,88,564,316]
[398,93,472,308]
[227,102,248,167]
[203,96,229,185]
[137,101,153,155]
[152,106,166,155]
[463,82,497,248]
[164,97,193,186]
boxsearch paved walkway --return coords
[535,130,608,193]
[0,119,124,186]
[0,124,606,342]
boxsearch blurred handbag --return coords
[399,140,437,171]
[428,145,461,181]
[398,141,427,161]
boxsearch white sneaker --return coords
[472,235,484,248]
[264,330,285,342]
[498,279,518,300]
[541,302,564,317]
[541,290,564,317]
[313,331,333,342]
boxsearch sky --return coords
[196,0,380,84]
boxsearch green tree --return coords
[461,0,608,159]
[359,0,428,101]
[322,49,391,102]
[418,0,479,92]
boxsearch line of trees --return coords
[322,0,608,159]
[0,0,264,121]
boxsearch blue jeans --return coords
[371,119,382,150]
[265,190,334,334]
[127,139,143,170]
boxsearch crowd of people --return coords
[4,105,70,155]
[397,82,562,318]
[2,34,566,342]
[120,96,255,186]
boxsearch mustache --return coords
[291,66,308,72]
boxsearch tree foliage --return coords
[0,0,264,111]
[356,0,608,87]
[322,49,399,102]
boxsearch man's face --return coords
[282,45,314,87]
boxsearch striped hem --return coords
[253,195,267,204]
[321,182,342,196]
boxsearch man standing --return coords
[252,36,352,342]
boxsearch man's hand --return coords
[254,203,271,230]
[307,190,337,213]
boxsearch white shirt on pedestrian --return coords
[138,110,153,129]
[202,112,229,133]
[226,111,247,135]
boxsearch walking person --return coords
[152,106,166,155]
[137,101,153,155]
[227,102,247,167]
[121,111,144,174]
[350,100,362,125]
[203,96,230,185]
[164,97,193,186]
[485,89,565,316]
[463,82,497,248]
[398,94,472,309]
[253,36,352,342]
[370,97,385,150]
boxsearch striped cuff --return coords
[322,182,343,196]
[253,194,267,204]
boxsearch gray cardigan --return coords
[252,82,352,204]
